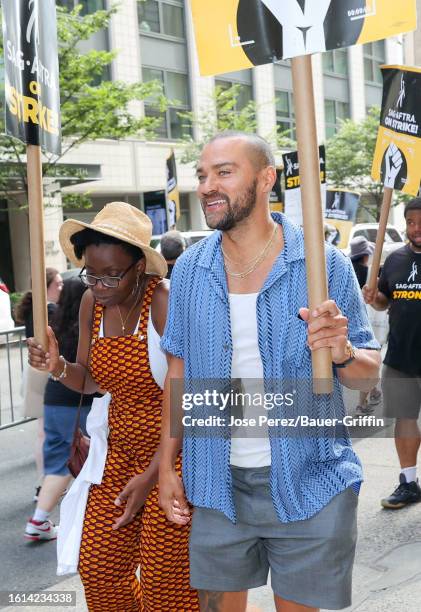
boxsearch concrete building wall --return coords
[348,45,366,121]
[253,64,277,143]
[6,0,420,289]
[405,0,421,66]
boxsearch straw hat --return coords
[59,202,167,277]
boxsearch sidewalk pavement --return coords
[3,422,421,612]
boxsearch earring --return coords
[132,275,140,296]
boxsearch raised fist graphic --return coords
[384,143,404,189]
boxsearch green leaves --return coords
[0,2,168,209]
[179,84,258,164]
[326,107,385,220]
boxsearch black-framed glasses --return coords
[78,262,136,288]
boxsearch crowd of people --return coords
[20,131,420,612]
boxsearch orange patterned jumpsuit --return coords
[79,277,199,611]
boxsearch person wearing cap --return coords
[27,202,198,611]
[363,197,421,510]
[160,230,186,279]
[349,235,375,288]
[349,236,382,416]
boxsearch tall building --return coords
[405,0,421,65]
[1,0,413,290]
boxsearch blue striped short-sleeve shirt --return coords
[161,213,379,523]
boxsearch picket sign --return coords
[2,0,61,350]
[367,187,394,292]
[27,145,48,349]
[369,64,421,289]
[291,56,332,393]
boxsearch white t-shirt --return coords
[229,292,271,467]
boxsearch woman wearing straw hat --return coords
[28,202,198,611]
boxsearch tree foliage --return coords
[325,106,408,221]
[178,84,258,164]
[178,83,294,165]
[0,3,168,209]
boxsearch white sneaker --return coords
[24,518,58,542]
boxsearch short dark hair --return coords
[206,131,275,170]
[160,230,186,261]
[404,197,421,217]
[70,228,144,262]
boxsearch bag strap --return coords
[73,298,96,436]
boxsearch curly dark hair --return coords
[70,228,144,263]
[50,277,87,362]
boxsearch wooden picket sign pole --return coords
[291,55,333,394]
[27,144,48,351]
[367,186,393,292]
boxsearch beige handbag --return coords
[21,364,49,418]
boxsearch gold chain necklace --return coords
[222,239,269,266]
[116,277,145,333]
[117,300,138,334]
[223,224,277,279]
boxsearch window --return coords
[363,41,385,84]
[275,90,295,139]
[57,0,105,14]
[138,0,185,39]
[214,79,253,112]
[143,67,191,140]
[324,99,350,139]
[322,49,348,76]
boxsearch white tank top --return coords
[99,310,167,389]
[229,292,271,467]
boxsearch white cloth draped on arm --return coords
[56,393,110,576]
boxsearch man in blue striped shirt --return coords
[159,132,380,612]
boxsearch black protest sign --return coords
[324,189,360,248]
[372,65,421,196]
[269,167,283,212]
[144,190,168,235]
[166,150,180,227]
[2,0,61,155]
[282,145,326,225]
[191,0,417,76]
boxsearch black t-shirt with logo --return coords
[378,245,421,376]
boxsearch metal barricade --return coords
[0,326,31,429]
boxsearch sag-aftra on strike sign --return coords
[191,0,417,76]
[372,65,421,196]
[2,0,61,155]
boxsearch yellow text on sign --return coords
[286,170,325,189]
[6,81,59,135]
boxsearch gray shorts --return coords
[189,466,358,610]
[382,365,421,419]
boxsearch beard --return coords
[408,235,421,251]
[201,180,258,231]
